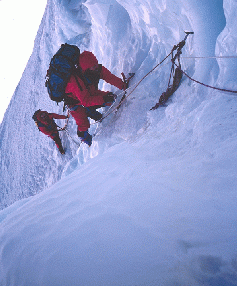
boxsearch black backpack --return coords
[45,43,81,103]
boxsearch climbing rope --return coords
[182,55,237,59]
[174,62,237,94]
[64,128,81,147]
[56,110,81,147]
[99,50,174,121]
[57,110,70,131]
[99,32,195,120]
[57,117,69,131]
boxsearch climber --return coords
[64,50,128,146]
[32,109,67,154]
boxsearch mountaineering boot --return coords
[58,145,65,155]
[77,130,92,146]
[85,107,103,121]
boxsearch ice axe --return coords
[177,31,194,50]
[184,31,194,41]
[172,31,194,61]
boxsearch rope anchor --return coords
[151,32,194,110]
[151,31,237,110]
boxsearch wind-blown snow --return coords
[1,0,237,285]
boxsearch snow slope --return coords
[1,0,237,285]
[0,0,91,209]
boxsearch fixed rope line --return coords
[57,117,69,131]
[174,62,237,94]
[64,128,81,147]
[88,91,123,127]
[57,110,70,131]
[182,55,237,59]
[56,110,81,146]
[99,50,174,121]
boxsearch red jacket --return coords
[37,112,67,136]
[65,51,125,107]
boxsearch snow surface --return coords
[1,0,237,285]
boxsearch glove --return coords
[103,93,117,106]
[77,130,92,146]
[122,80,128,90]
[121,72,135,90]
[85,107,103,121]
